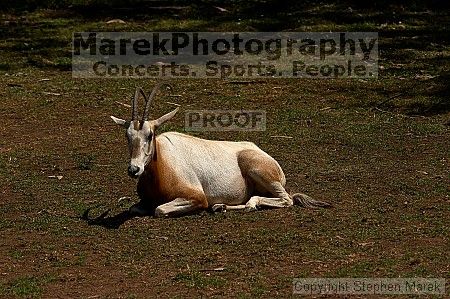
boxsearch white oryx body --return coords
[156,132,267,206]
[148,131,286,208]
[111,84,331,217]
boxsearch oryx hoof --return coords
[211,204,227,213]
[244,205,258,212]
[154,206,171,218]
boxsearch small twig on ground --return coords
[301,260,324,264]
[214,6,228,12]
[270,135,293,139]
[43,92,61,96]
[165,101,181,107]
[117,196,132,204]
[166,101,194,107]
[199,267,225,272]
[320,106,333,111]
[115,101,131,108]
[106,19,126,24]
[376,93,404,107]
[373,107,426,119]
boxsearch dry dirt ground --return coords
[0,4,449,299]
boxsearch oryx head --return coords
[111,83,179,178]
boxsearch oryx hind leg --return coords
[238,149,293,211]
[245,181,293,211]
[210,181,291,213]
[211,203,246,213]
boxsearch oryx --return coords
[110,83,331,217]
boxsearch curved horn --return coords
[131,87,140,121]
[141,82,172,123]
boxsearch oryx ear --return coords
[154,107,179,128]
[110,116,129,128]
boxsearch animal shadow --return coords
[81,207,137,229]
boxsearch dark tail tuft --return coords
[292,193,332,209]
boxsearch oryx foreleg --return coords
[154,198,204,218]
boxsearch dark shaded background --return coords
[2,0,449,15]
[1,0,449,114]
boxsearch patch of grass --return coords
[73,153,96,170]
[334,258,398,277]
[0,284,6,296]
[0,219,14,229]
[247,273,269,297]
[173,270,226,289]
[63,198,89,216]
[151,19,210,31]
[4,276,42,298]
[9,249,24,260]
[75,252,86,266]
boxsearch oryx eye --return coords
[148,132,153,140]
